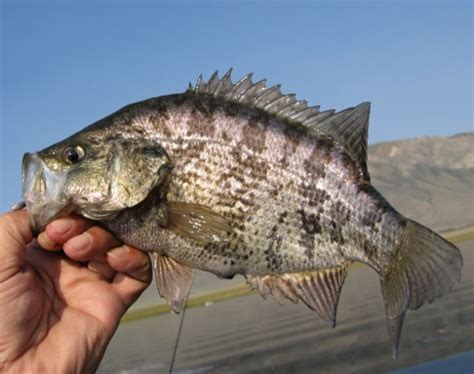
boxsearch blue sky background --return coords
[1,1,472,212]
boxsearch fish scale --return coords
[157,127,349,272]
[21,69,463,358]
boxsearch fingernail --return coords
[50,218,74,235]
[67,232,92,252]
[107,245,130,260]
[38,232,57,250]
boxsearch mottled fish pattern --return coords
[106,94,399,276]
[22,70,463,358]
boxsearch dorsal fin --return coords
[312,102,371,181]
[188,70,371,181]
[246,262,351,328]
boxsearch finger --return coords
[107,245,151,284]
[39,215,93,250]
[37,232,62,251]
[106,245,152,307]
[63,226,122,262]
[87,260,116,282]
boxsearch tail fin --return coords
[380,219,463,358]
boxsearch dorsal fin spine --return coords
[237,79,267,103]
[229,73,253,99]
[279,100,307,117]
[213,71,232,96]
[221,68,233,85]
[296,106,320,118]
[195,74,204,91]
[270,94,296,114]
[206,71,219,93]
[263,93,293,112]
[254,84,281,106]
[192,70,371,181]
[289,106,317,122]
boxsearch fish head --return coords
[22,128,172,234]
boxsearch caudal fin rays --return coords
[379,219,463,358]
[387,312,406,359]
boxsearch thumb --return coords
[0,210,33,280]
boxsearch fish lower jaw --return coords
[25,200,71,234]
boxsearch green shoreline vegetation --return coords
[121,226,474,323]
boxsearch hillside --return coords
[368,132,474,231]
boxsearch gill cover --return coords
[22,139,171,232]
[79,141,171,220]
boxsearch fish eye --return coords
[63,145,85,164]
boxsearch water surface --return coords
[99,239,473,373]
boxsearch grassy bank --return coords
[122,225,474,323]
[122,284,252,322]
[443,226,474,243]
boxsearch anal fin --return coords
[151,253,195,313]
[246,262,350,328]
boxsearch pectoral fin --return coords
[151,253,195,313]
[166,202,232,244]
[246,262,351,327]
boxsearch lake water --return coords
[98,239,473,373]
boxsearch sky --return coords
[0,1,472,212]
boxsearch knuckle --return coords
[132,254,152,283]
[88,226,121,249]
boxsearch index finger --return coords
[38,214,93,250]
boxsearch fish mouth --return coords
[22,153,71,235]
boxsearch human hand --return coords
[0,210,151,373]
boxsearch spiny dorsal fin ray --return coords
[246,262,351,327]
[188,70,371,181]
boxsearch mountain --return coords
[368,132,474,231]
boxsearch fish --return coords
[21,70,463,358]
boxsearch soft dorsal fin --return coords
[312,102,371,181]
[246,262,351,327]
[151,253,195,313]
[189,70,371,181]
